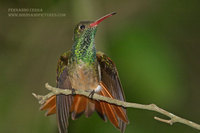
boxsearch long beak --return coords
[90,12,116,27]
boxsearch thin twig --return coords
[32,83,200,131]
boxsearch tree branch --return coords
[32,83,200,131]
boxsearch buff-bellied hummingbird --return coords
[40,12,129,133]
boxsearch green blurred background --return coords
[0,0,200,133]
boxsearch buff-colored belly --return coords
[69,65,99,90]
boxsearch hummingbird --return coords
[40,12,129,133]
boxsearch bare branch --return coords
[32,83,200,131]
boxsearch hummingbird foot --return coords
[87,85,102,99]
[71,88,76,96]
[88,90,95,99]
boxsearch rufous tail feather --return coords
[70,95,87,120]
[40,95,56,116]
[100,82,128,123]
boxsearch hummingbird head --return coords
[73,12,116,41]
[72,12,116,63]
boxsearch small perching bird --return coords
[40,12,129,133]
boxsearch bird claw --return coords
[71,88,76,96]
[88,90,95,99]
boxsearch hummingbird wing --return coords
[56,51,73,133]
[96,51,128,133]
[40,51,72,133]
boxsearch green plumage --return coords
[71,22,97,64]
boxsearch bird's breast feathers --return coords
[68,62,99,91]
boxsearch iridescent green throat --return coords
[71,27,97,64]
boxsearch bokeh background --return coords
[0,0,200,133]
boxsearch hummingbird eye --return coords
[79,25,85,30]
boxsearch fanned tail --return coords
[40,82,128,132]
